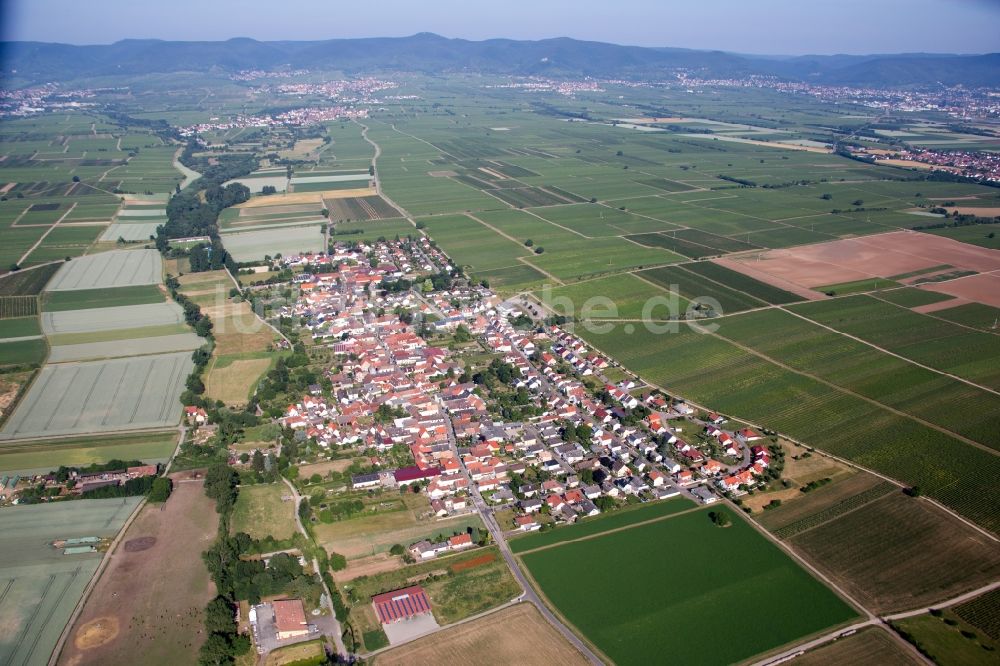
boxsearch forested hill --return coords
[2,33,998,87]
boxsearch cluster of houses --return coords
[240,237,784,545]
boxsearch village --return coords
[176,234,789,654]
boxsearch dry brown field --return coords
[59,478,218,666]
[298,458,356,478]
[944,206,1000,217]
[919,272,1000,308]
[788,493,1000,614]
[236,188,375,208]
[719,231,1000,298]
[332,552,405,583]
[372,603,586,666]
[791,627,923,666]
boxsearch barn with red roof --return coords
[372,585,432,624]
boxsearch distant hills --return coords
[2,32,998,87]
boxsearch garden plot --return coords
[46,249,162,290]
[100,222,160,242]
[220,224,325,262]
[0,352,192,439]
[42,302,185,335]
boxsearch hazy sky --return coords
[4,0,999,55]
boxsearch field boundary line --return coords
[869,290,1000,337]
[779,306,1000,399]
[705,324,1000,456]
[17,202,78,266]
[514,504,704,556]
[47,496,147,666]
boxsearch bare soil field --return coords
[919,272,1000,308]
[298,458,356,478]
[791,626,922,666]
[944,207,1000,217]
[372,603,586,666]
[235,188,375,208]
[912,297,970,313]
[58,478,219,666]
[711,257,827,301]
[720,232,1000,300]
[332,552,404,583]
[787,493,1000,614]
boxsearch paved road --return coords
[438,401,603,665]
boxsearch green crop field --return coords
[929,302,1000,332]
[537,273,687,320]
[715,308,1000,448]
[510,497,694,554]
[0,338,46,366]
[43,284,166,311]
[418,214,530,271]
[638,264,767,312]
[0,317,41,339]
[790,296,1000,390]
[0,431,177,475]
[520,508,857,665]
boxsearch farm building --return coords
[372,585,432,624]
[272,599,309,640]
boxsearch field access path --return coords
[279,476,347,658]
[355,121,412,223]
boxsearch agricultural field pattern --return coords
[1,17,1000,666]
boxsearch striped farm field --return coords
[790,296,1000,390]
[638,265,767,313]
[715,308,1000,449]
[577,322,1000,532]
[0,352,192,439]
[684,260,803,304]
[0,296,38,319]
[536,273,688,320]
